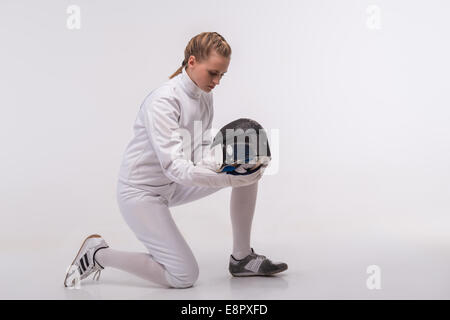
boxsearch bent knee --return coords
[164,267,199,289]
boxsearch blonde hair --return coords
[169,32,232,79]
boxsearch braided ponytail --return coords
[169,32,232,79]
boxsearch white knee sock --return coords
[230,181,258,260]
[94,248,171,287]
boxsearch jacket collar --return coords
[180,67,203,99]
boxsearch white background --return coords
[1,0,450,299]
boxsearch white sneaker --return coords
[64,234,109,287]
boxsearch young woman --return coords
[64,32,288,289]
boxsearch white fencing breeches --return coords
[99,179,258,288]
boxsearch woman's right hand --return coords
[228,165,266,187]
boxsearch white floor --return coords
[2,214,450,300]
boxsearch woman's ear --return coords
[188,55,197,68]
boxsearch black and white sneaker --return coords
[63,234,109,287]
[229,248,288,277]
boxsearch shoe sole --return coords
[63,234,102,287]
[230,265,288,277]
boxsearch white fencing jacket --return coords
[118,67,231,191]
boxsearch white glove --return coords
[228,166,265,188]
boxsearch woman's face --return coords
[186,50,230,92]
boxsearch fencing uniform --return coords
[113,67,260,288]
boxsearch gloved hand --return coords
[228,164,266,187]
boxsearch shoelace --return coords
[232,250,267,263]
[250,251,267,260]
